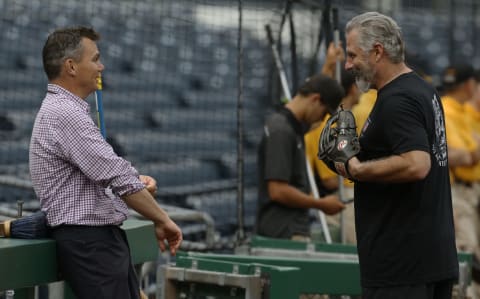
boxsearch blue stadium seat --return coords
[0,70,46,89]
[114,130,237,161]
[97,89,180,110]
[219,152,258,184]
[177,89,263,109]
[5,110,36,138]
[0,140,29,164]
[149,108,262,133]
[101,71,183,92]
[134,158,222,187]
[185,187,257,234]
[98,109,150,133]
[0,163,30,179]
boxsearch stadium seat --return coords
[114,130,237,161]
[134,158,222,188]
[177,89,263,109]
[98,89,180,110]
[99,109,150,133]
[149,108,262,134]
[5,110,36,138]
[218,152,258,184]
[0,69,47,89]
[0,140,29,164]
[185,187,257,234]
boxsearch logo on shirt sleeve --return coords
[431,94,448,167]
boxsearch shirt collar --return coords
[47,84,90,113]
[278,105,309,136]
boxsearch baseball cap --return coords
[296,73,345,114]
[442,64,475,87]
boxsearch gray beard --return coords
[355,77,371,93]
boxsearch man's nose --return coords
[345,60,353,70]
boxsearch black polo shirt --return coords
[255,106,311,238]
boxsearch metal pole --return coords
[289,8,299,93]
[473,0,478,59]
[266,25,292,100]
[332,7,347,244]
[95,75,106,139]
[236,0,246,244]
[448,0,455,64]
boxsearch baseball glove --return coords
[318,108,360,178]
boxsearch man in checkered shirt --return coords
[29,26,182,299]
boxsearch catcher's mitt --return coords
[318,108,360,178]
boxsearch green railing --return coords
[0,219,158,299]
[161,236,472,298]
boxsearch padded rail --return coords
[0,219,158,299]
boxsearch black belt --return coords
[50,224,123,241]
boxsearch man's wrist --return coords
[346,157,359,181]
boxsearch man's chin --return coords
[355,78,371,93]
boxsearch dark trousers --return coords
[362,279,454,299]
[51,225,140,299]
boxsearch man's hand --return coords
[321,42,345,77]
[316,194,345,215]
[140,175,158,196]
[318,109,360,178]
[154,218,183,256]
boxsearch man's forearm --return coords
[268,181,317,209]
[349,150,430,183]
[122,189,170,224]
[448,147,473,167]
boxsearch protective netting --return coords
[0,0,479,242]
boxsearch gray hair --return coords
[346,12,405,63]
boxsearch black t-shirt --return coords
[355,72,458,287]
[255,106,310,238]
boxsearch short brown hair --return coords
[297,74,345,114]
[42,26,100,80]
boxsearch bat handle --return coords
[96,75,107,139]
[17,200,24,218]
[332,8,342,84]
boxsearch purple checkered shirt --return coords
[29,84,145,227]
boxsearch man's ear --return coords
[373,43,384,62]
[311,93,322,104]
[64,58,76,76]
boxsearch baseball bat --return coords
[95,75,107,139]
[0,211,49,238]
[265,23,332,244]
[332,7,350,245]
[265,24,292,101]
[288,8,299,93]
[0,201,48,239]
[332,8,341,85]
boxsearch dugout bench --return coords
[0,219,158,299]
[161,236,472,299]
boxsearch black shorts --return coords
[362,280,454,299]
[51,225,140,299]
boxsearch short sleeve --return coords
[381,95,430,155]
